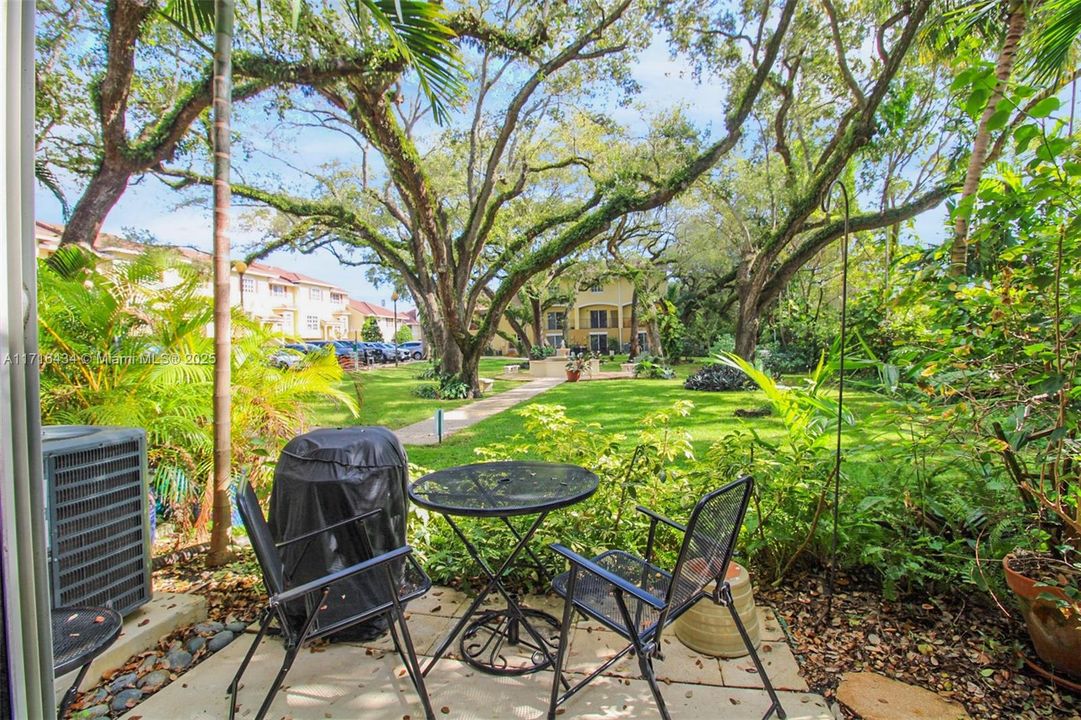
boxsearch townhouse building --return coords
[35,221,421,343]
[488,276,662,355]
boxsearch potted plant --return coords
[588,351,602,376]
[565,355,588,382]
[995,422,1080,680]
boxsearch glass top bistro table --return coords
[409,461,598,676]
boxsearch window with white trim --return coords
[270,284,286,297]
[309,288,324,301]
[306,315,319,331]
[241,277,255,294]
[330,292,345,303]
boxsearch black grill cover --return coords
[269,427,408,641]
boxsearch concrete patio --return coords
[133,587,834,719]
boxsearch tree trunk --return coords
[734,273,762,360]
[647,318,662,360]
[734,310,759,360]
[950,0,1028,275]
[503,312,533,355]
[208,0,235,567]
[438,325,464,375]
[628,286,640,360]
[461,345,483,396]
[530,297,543,346]
[59,166,131,246]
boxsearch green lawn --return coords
[406,370,890,470]
[312,358,528,430]
[311,357,893,474]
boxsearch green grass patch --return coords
[311,358,527,430]
[406,371,893,471]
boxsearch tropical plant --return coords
[37,247,357,535]
[413,372,470,399]
[633,354,674,379]
[683,362,750,391]
[565,356,590,374]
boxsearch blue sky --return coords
[36,37,948,308]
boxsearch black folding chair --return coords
[231,483,435,720]
[547,476,785,720]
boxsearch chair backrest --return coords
[236,482,286,597]
[664,476,754,612]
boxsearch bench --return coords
[478,377,495,393]
[503,365,520,375]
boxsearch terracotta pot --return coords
[673,562,760,658]
[565,370,581,382]
[1003,553,1081,679]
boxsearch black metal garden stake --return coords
[823,179,850,621]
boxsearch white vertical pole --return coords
[1,1,56,715]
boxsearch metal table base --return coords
[423,512,566,681]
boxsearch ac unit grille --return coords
[44,428,150,616]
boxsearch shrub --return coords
[413,384,439,399]
[37,247,357,533]
[412,372,471,399]
[684,362,751,391]
[414,362,441,380]
[633,354,675,379]
[529,345,556,360]
[708,334,736,356]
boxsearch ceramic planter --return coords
[673,562,760,658]
[565,370,581,382]
[1004,553,1081,679]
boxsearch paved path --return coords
[394,376,564,445]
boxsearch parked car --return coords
[398,340,424,360]
[375,342,398,362]
[269,345,307,369]
[354,341,387,363]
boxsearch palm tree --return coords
[208,0,237,564]
[947,0,1081,275]
[949,0,1031,275]
[163,0,464,563]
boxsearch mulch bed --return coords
[758,571,1081,720]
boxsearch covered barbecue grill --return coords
[269,426,409,640]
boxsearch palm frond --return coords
[1026,0,1081,82]
[346,0,467,125]
[161,0,215,35]
[35,157,70,219]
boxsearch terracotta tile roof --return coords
[35,221,348,291]
[347,299,395,318]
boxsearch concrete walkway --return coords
[132,588,833,719]
[395,376,564,445]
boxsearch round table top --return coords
[409,461,598,517]
[52,607,123,677]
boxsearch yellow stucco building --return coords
[489,276,660,355]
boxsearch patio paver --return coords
[130,590,831,719]
[394,377,564,445]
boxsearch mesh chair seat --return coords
[552,550,699,637]
[545,477,785,720]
